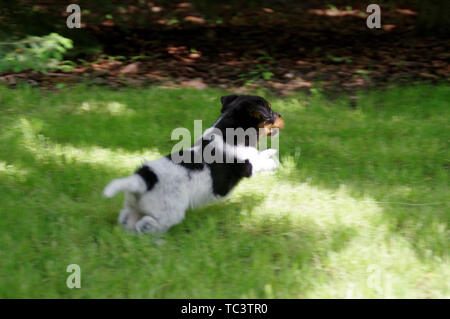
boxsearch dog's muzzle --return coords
[259,113,284,136]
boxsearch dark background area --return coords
[0,0,449,94]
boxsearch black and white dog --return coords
[103,95,284,234]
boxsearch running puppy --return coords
[103,95,284,234]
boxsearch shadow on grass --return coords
[274,90,449,259]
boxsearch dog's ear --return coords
[249,109,263,119]
[220,95,239,113]
[247,105,269,121]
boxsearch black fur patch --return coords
[207,159,252,197]
[166,150,204,171]
[166,143,252,196]
[135,166,158,191]
[220,94,239,113]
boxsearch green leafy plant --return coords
[166,18,180,26]
[355,69,370,75]
[239,60,274,83]
[0,33,73,73]
[326,54,353,64]
[107,55,126,61]
[327,4,338,10]
[130,55,153,61]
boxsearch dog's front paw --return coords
[260,148,278,159]
[259,149,279,171]
[250,149,279,173]
[262,157,279,171]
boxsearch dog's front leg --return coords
[250,148,279,173]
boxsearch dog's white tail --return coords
[103,174,147,198]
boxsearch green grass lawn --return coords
[0,84,448,298]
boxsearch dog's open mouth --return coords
[258,116,285,136]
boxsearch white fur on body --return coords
[103,133,278,234]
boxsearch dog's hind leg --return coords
[135,209,186,235]
[118,208,140,231]
[118,193,141,231]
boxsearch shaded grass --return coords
[0,84,448,298]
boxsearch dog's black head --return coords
[216,95,284,140]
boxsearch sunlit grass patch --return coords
[16,117,161,171]
[0,161,28,178]
[76,101,135,116]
